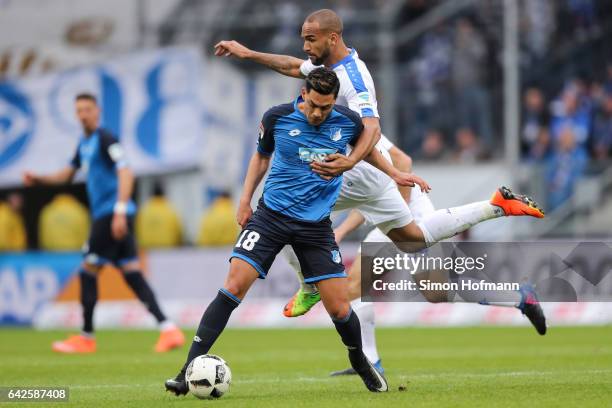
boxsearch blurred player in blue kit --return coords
[23,94,184,354]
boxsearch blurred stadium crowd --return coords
[396,0,612,165]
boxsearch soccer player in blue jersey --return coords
[214,8,547,377]
[165,68,401,395]
[23,93,184,354]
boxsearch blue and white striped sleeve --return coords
[342,60,379,118]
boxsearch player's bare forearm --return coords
[237,152,271,227]
[250,51,304,78]
[23,167,76,186]
[111,167,133,241]
[334,210,365,243]
[389,146,413,202]
[364,148,431,192]
[116,167,134,204]
[311,117,381,177]
[349,117,381,165]
[364,148,400,180]
[214,40,304,78]
[240,152,271,205]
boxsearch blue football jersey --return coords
[257,96,364,222]
[70,128,136,220]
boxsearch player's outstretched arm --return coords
[111,167,134,241]
[364,148,431,193]
[349,117,381,166]
[388,146,413,202]
[214,40,305,78]
[310,117,381,177]
[23,167,77,186]
[237,152,272,227]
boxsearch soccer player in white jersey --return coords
[214,9,547,372]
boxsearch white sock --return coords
[418,201,502,246]
[351,299,380,364]
[159,320,177,331]
[452,277,521,307]
[282,246,318,293]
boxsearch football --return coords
[185,354,232,399]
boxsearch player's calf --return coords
[166,259,258,397]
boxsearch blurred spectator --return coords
[0,193,26,251]
[592,89,612,160]
[521,87,551,160]
[605,61,612,93]
[451,18,493,151]
[550,84,591,147]
[420,129,448,161]
[521,0,556,60]
[197,192,239,246]
[135,183,182,249]
[270,2,300,52]
[39,194,90,251]
[410,24,453,143]
[453,127,484,163]
[546,126,588,210]
[566,0,597,37]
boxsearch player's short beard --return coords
[82,122,96,135]
[312,48,330,66]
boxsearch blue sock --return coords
[332,309,362,350]
[79,270,97,334]
[183,289,240,371]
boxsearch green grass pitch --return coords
[0,326,611,407]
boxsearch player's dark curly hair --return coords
[305,67,340,98]
[75,93,98,104]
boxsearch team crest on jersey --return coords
[331,250,342,264]
[289,129,301,136]
[330,128,342,141]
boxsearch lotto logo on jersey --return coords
[258,123,264,140]
[298,147,337,163]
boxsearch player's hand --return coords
[392,171,431,193]
[23,171,37,186]
[310,153,356,177]
[214,40,252,59]
[111,214,128,241]
[237,200,253,228]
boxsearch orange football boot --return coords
[52,334,96,354]
[490,186,545,218]
[154,327,185,352]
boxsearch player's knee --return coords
[326,300,350,320]
[388,223,426,247]
[120,261,141,273]
[223,281,246,300]
[81,262,100,274]
[223,273,252,300]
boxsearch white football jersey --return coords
[300,49,393,201]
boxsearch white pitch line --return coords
[68,369,612,390]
